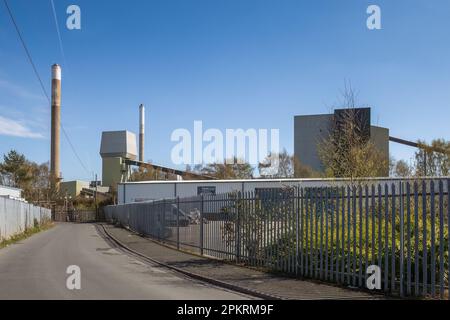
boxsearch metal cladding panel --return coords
[118,184,124,204]
[100,131,137,159]
[176,182,242,198]
[243,180,299,192]
[370,125,390,176]
[120,183,175,204]
[294,114,333,172]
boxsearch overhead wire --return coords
[3,0,91,176]
[50,0,68,71]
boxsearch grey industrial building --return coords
[294,108,389,176]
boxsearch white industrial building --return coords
[117,177,444,204]
[0,185,22,200]
[119,178,358,204]
[118,179,313,204]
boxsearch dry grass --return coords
[0,221,54,249]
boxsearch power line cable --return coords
[61,125,91,174]
[3,0,91,176]
[49,0,68,70]
[3,0,50,103]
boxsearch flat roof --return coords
[294,113,333,118]
[121,179,314,185]
[0,184,22,191]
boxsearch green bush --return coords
[222,189,449,296]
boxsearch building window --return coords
[197,186,216,196]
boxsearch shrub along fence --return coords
[0,197,52,241]
[105,178,450,299]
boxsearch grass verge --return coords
[0,221,54,249]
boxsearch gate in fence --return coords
[104,178,450,299]
[53,208,100,223]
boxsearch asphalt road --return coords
[0,223,249,300]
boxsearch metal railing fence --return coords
[0,197,52,241]
[105,178,450,299]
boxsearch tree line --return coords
[0,150,56,205]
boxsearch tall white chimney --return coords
[51,64,61,187]
[139,104,145,162]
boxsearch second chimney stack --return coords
[139,104,145,162]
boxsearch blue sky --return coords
[0,0,449,181]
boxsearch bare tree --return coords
[317,85,388,179]
[393,159,413,177]
[293,157,321,178]
[259,149,294,178]
[259,149,322,178]
[414,139,450,176]
[200,158,254,179]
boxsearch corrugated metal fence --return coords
[0,197,52,241]
[105,178,450,299]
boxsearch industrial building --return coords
[116,177,420,204]
[294,107,390,176]
[60,180,90,198]
[110,107,392,205]
[59,180,109,198]
[100,130,138,188]
[99,103,213,191]
[118,178,344,204]
[0,185,22,200]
